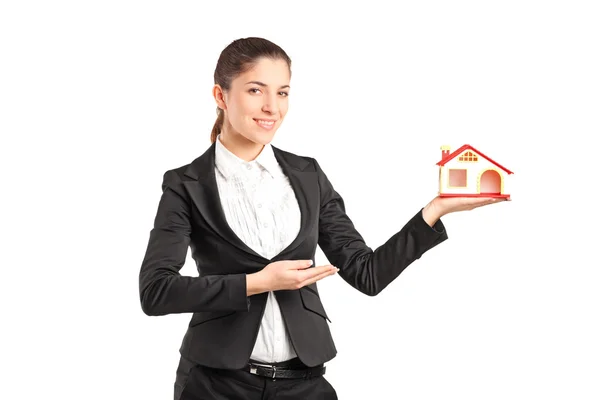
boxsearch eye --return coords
[279,91,289,97]
[249,88,261,94]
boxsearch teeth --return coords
[256,119,275,126]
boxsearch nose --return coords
[261,94,279,114]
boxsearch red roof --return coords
[436,144,514,174]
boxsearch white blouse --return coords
[214,135,301,363]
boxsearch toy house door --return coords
[479,170,502,194]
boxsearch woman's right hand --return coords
[247,260,338,296]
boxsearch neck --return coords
[219,129,264,162]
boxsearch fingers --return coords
[299,267,338,288]
[464,197,495,205]
[462,197,507,209]
[479,198,497,206]
[478,197,508,207]
[278,261,338,290]
[287,260,314,270]
[463,198,493,210]
[297,264,337,281]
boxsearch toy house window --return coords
[449,169,467,187]
[458,151,478,162]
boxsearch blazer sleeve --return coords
[139,169,249,316]
[313,158,448,296]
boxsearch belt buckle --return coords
[249,363,277,380]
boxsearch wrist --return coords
[246,272,268,296]
[422,198,444,227]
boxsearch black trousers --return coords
[174,356,338,400]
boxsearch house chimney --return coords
[441,145,451,159]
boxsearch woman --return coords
[139,37,502,400]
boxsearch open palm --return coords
[423,195,509,226]
[435,196,507,214]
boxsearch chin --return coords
[247,131,277,146]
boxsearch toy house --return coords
[436,144,513,198]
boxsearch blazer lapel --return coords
[183,143,266,262]
[182,142,318,263]
[272,146,319,260]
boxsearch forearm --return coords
[370,210,447,292]
[322,209,447,296]
[313,157,447,297]
[140,270,249,316]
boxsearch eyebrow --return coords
[245,81,290,89]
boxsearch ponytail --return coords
[210,107,224,143]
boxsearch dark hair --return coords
[210,37,292,143]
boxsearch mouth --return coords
[253,119,277,130]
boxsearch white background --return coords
[2,1,599,399]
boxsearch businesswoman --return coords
[139,37,502,400]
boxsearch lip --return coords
[254,118,277,131]
[253,118,277,122]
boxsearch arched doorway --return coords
[479,169,502,194]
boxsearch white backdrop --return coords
[2,1,599,399]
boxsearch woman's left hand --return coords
[422,196,509,227]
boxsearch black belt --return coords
[243,360,326,379]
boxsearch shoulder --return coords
[159,158,200,198]
[161,163,190,189]
[161,144,215,187]
[271,145,319,172]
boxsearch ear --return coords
[212,84,227,110]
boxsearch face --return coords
[214,57,290,146]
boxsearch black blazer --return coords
[139,142,448,369]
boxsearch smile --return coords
[254,119,276,129]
